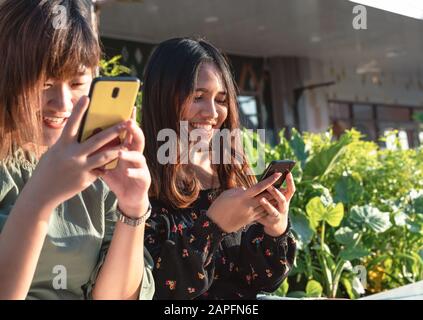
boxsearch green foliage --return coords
[413,112,423,123]
[245,128,423,298]
[305,279,323,298]
[100,55,132,77]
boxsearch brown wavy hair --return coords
[141,38,256,209]
[0,0,100,159]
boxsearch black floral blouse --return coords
[145,189,297,300]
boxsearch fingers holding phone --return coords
[206,173,283,233]
[280,172,296,201]
[101,120,151,218]
[245,172,283,198]
[255,183,294,237]
[122,119,145,153]
[79,121,126,156]
[254,162,297,237]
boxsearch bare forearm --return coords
[92,220,145,300]
[0,183,56,299]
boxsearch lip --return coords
[42,116,69,129]
[189,121,217,130]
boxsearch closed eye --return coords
[71,82,86,88]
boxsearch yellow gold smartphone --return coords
[78,76,141,170]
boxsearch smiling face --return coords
[41,67,93,147]
[181,62,228,146]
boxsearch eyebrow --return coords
[196,88,227,95]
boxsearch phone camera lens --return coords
[112,87,120,98]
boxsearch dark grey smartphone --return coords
[259,160,296,188]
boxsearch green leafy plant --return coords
[100,55,131,77]
[244,128,423,298]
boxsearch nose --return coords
[46,83,75,113]
[201,98,219,119]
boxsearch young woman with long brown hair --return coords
[0,0,153,299]
[142,38,297,299]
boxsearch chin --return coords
[42,133,61,148]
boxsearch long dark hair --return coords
[141,38,256,208]
[0,0,100,159]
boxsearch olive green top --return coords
[0,149,154,300]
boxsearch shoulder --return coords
[0,148,38,197]
[0,147,37,177]
[0,148,38,230]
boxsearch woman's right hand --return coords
[28,96,127,211]
[206,172,282,233]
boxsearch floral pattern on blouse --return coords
[145,189,296,300]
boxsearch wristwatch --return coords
[117,203,152,227]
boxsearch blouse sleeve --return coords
[0,154,36,232]
[0,164,17,232]
[82,181,155,300]
[232,220,297,293]
[144,204,227,299]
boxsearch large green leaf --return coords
[306,197,326,230]
[349,205,392,233]
[334,175,363,205]
[341,278,356,299]
[303,133,353,180]
[289,128,308,168]
[291,213,314,249]
[339,245,370,261]
[305,280,323,297]
[306,197,344,228]
[323,202,344,227]
[334,227,359,245]
[275,279,289,297]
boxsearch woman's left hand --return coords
[101,110,151,218]
[255,173,296,237]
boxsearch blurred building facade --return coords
[43,1,423,146]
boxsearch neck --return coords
[190,151,219,190]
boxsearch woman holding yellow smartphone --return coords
[0,0,153,299]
